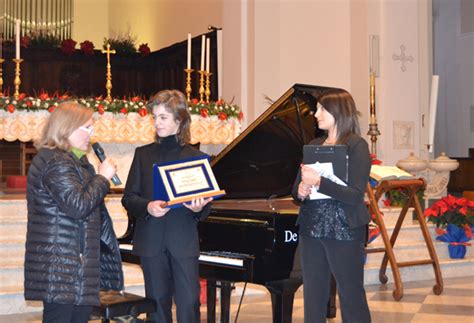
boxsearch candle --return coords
[187,33,191,69]
[15,19,20,60]
[428,75,439,153]
[206,38,210,73]
[200,35,205,71]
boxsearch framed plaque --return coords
[153,155,225,208]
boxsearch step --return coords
[0,262,145,291]
[364,257,474,286]
[365,240,474,266]
[0,283,147,316]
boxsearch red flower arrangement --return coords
[80,40,95,56]
[60,38,77,55]
[424,194,474,229]
[20,36,31,48]
[138,43,151,56]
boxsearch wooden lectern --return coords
[365,178,443,300]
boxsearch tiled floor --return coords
[2,276,473,322]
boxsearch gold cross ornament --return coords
[101,44,116,101]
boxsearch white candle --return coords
[206,38,210,73]
[15,19,20,60]
[200,35,205,71]
[428,75,439,153]
[187,33,191,69]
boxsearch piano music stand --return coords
[365,178,443,300]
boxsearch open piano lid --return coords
[211,84,336,199]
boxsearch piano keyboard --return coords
[120,244,250,268]
[120,243,252,267]
[199,251,253,267]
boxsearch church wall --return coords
[106,0,223,52]
[73,0,110,46]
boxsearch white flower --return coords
[138,102,143,106]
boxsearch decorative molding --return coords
[393,121,415,149]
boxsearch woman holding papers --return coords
[292,89,371,322]
[122,90,212,323]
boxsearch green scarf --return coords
[71,147,86,159]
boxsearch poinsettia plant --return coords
[424,194,474,229]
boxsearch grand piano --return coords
[119,84,337,322]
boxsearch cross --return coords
[392,45,414,72]
[101,44,116,101]
[101,43,116,62]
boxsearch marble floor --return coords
[2,276,473,322]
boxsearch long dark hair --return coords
[146,90,191,145]
[317,88,361,144]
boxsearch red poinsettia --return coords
[191,98,199,105]
[424,194,474,228]
[120,107,128,114]
[138,43,151,56]
[80,40,95,56]
[20,36,30,48]
[138,108,147,117]
[60,38,77,55]
[97,104,105,115]
[7,104,15,113]
[200,108,208,118]
[48,105,56,113]
[218,112,227,120]
[370,153,382,165]
[38,91,49,101]
[238,111,244,121]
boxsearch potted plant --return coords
[424,195,474,258]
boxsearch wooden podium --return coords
[365,178,443,300]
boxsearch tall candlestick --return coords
[200,35,205,71]
[187,33,192,69]
[15,19,20,60]
[369,73,376,124]
[206,38,210,73]
[428,75,439,153]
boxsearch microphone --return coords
[92,142,122,186]
[208,25,222,31]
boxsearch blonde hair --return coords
[35,102,93,151]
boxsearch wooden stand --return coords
[366,178,443,300]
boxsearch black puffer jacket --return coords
[24,148,124,306]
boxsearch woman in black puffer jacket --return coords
[24,102,124,323]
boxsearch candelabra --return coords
[0,58,4,97]
[198,70,205,103]
[13,58,23,100]
[367,73,381,155]
[205,72,212,103]
[184,68,193,102]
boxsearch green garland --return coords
[0,95,242,120]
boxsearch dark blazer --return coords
[24,148,124,306]
[122,140,211,258]
[292,134,371,228]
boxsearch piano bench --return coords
[91,290,156,323]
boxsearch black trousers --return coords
[299,227,371,323]
[42,301,92,323]
[141,250,200,323]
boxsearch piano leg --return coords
[206,280,217,323]
[220,281,233,323]
[266,278,302,323]
[205,280,233,323]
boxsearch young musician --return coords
[293,88,371,322]
[122,90,212,322]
